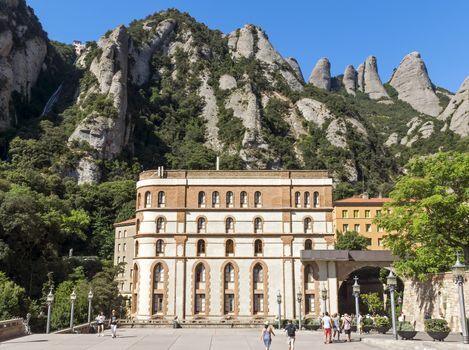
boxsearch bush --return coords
[362,317,374,326]
[398,321,415,331]
[375,316,390,328]
[424,319,450,333]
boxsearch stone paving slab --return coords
[1,328,374,350]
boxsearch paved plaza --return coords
[2,328,374,350]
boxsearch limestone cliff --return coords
[438,75,469,137]
[0,0,47,130]
[390,52,442,116]
[308,58,331,91]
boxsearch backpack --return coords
[287,325,296,337]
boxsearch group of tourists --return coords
[260,312,356,350]
[95,310,119,338]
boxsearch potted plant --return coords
[305,318,321,331]
[375,316,391,334]
[397,321,417,340]
[424,319,450,341]
[362,317,374,333]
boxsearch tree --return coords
[0,272,29,319]
[334,231,369,250]
[361,292,384,315]
[376,152,469,279]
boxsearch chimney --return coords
[216,156,220,171]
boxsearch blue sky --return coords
[27,0,469,92]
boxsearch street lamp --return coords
[46,286,54,334]
[87,288,94,324]
[352,276,361,333]
[453,251,469,344]
[321,284,328,315]
[70,289,77,331]
[387,270,398,340]
[276,290,282,329]
[297,289,303,330]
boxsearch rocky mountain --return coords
[0,1,467,196]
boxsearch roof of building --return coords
[113,218,136,227]
[334,197,391,205]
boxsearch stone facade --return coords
[113,219,136,299]
[403,272,469,332]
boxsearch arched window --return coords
[137,193,141,208]
[197,217,206,233]
[225,239,234,256]
[313,191,320,208]
[304,217,312,233]
[153,264,164,289]
[295,191,301,208]
[224,264,235,283]
[254,217,263,233]
[156,239,164,256]
[198,191,206,208]
[158,191,166,207]
[304,192,311,208]
[145,191,152,208]
[197,240,206,256]
[195,264,206,283]
[254,191,262,207]
[135,240,139,257]
[225,217,234,234]
[226,191,234,208]
[240,191,248,208]
[156,217,165,233]
[254,239,263,255]
[253,264,264,283]
[153,263,165,314]
[212,191,220,208]
[305,239,313,250]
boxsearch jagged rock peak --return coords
[308,57,331,91]
[438,75,469,137]
[285,57,305,83]
[390,51,442,116]
[343,65,357,95]
[363,56,389,100]
[357,64,365,92]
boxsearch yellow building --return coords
[333,195,390,250]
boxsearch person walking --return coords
[322,312,332,344]
[260,321,275,350]
[332,313,341,343]
[109,309,118,338]
[341,313,352,342]
[284,320,297,350]
[96,311,105,336]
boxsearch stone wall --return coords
[403,272,469,331]
[0,319,25,341]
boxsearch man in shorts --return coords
[284,320,297,350]
[322,312,332,344]
[341,313,352,342]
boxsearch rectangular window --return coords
[366,238,372,246]
[365,210,370,218]
[342,224,349,232]
[341,210,348,218]
[305,294,315,314]
[117,256,120,263]
[376,210,382,217]
[224,294,235,314]
[354,224,360,232]
[353,210,359,218]
[254,294,264,313]
[117,244,121,252]
[153,294,164,313]
[378,226,384,232]
[378,238,384,247]
[366,224,372,232]
[195,294,206,313]
[123,243,127,251]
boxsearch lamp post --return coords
[277,290,282,329]
[352,276,361,333]
[387,270,398,340]
[321,284,328,315]
[70,289,77,331]
[453,251,469,344]
[46,286,54,334]
[87,289,94,324]
[297,289,303,330]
